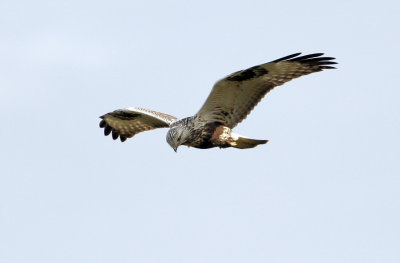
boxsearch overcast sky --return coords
[1,0,399,262]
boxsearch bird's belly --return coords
[185,123,233,149]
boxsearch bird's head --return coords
[166,126,190,152]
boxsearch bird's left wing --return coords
[196,53,337,128]
[99,107,178,142]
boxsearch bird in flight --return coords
[99,52,337,152]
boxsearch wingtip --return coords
[104,125,112,136]
[99,120,106,128]
[272,52,302,62]
[112,130,119,140]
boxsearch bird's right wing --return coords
[99,107,178,142]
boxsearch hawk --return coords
[99,52,337,151]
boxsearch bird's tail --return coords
[230,135,268,149]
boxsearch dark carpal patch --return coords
[111,111,141,120]
[226,66,268,82]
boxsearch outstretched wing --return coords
[196,53,337,128]
[99,107,178,142]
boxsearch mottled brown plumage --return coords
[99,53,337,151]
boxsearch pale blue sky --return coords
[1,0,399,262]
